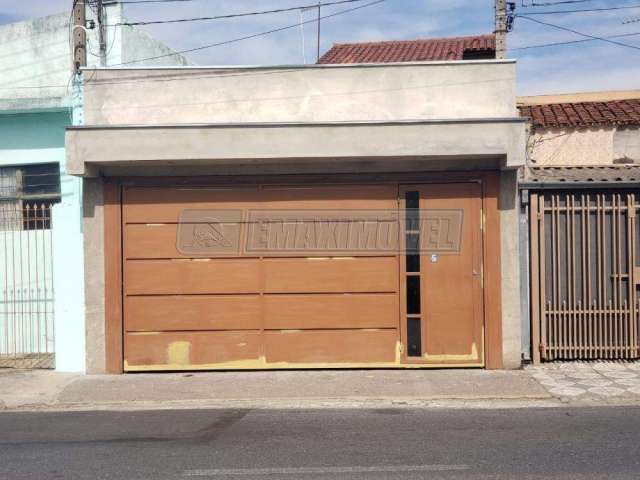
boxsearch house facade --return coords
[0,2,188,371]
[518,91,640,363]
[65,54,526,373]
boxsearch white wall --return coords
[528,126,640,166]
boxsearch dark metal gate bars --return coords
[530,191,640,363]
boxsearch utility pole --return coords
[72,0,87,72]
[97,0,107,66]
[495,1,515,59]
[316,1,321,62]
[495,0,507,59]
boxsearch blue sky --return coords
[1,0,639,95]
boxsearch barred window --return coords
[0,163,60,231]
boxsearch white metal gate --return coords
[0,201,55,368]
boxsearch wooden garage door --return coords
[122,184,401,371]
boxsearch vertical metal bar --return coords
[42,204,49,357]
[26,204,32,358]
[3,211,8,359]
[48,204,55,360]
[552,194,559,360]
[540,194,547,361]
[630,194,638,356]
[530,193,541,364]
[578,194,589,358]
[11,203,17,359]
[34,204,40,359]
[570,194,576,358]
[613,194,619,358]
[586,194,596,358]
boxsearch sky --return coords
[1,0,639,96]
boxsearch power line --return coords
[110,0,386,66]
[116,0,200,3]
[509,31,640,50]
[110,0,368,27]
[522,4,640,15]
[522,0,595,6]
[516,15,640,52]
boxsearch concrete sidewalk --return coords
[1,368,558,411]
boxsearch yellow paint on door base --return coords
[167,341,191,366]
[423,343,478,362]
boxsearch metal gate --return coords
[0,201,55,368]
[530,191,640,362]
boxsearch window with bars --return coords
[0,164,60,231]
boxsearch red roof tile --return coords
[518,99,640,129]
[317,34,496,64]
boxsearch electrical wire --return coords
[116,0,200,3]
[509,31,640,50]
[516,15,640,52]
[110,0,386,66]
[110,0,369,27]
[521,4,640,15]
[523,0,595,6]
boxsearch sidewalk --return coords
[0,368,555,412]
[4,365,640,412]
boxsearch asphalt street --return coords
[1,406,640,479]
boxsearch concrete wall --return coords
[82,61,518,125]
[528,126,640,165]
[499,169,521,368]
[66,120,526,176]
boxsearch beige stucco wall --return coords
[83,177,106,374]
[528,126,640,165]
[82,61,517,125]
[499,169,521,368]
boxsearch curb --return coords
[0,395,564,412]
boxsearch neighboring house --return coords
[0,2,188,371]
[518,91,640,363]
[64,34,526,373]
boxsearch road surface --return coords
[1,406,640,479]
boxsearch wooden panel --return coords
[257,185,397,209]
[264,330,398,364]
[124,185,397,223]
[264,294,398,330]
[125,224,182,259]
[125,259,260,295]
[483,173,503,369]
[123,186,261,224]
[125,295,262,332]
[124,331,262,370]
[104,182,123,374]
[263,257,398,293]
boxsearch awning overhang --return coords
[66,118,526,177]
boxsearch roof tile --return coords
[525,165,640,184]
[317,34,495,64]
[519,99,640,128]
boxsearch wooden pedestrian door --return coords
[530,191,640,362]
[399,183,484,366]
